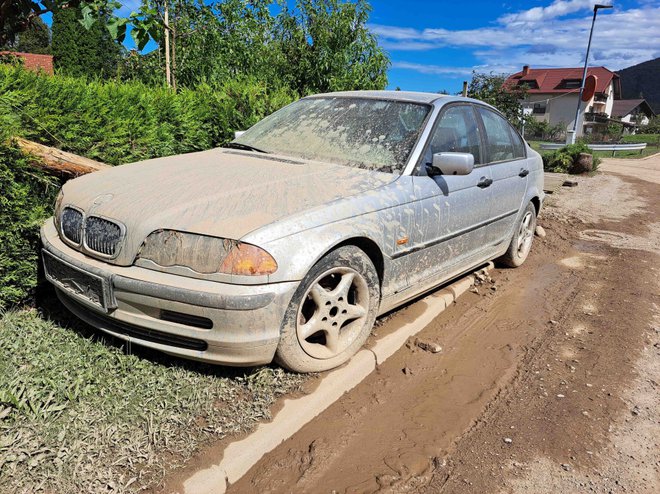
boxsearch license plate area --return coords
[43,250,115,311]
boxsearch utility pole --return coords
[171,22,177,91]
[568,4,612,144]
[164,2,171,87]
[462,81,468,97]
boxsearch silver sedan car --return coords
[41,91,544,372]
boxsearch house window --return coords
[518,80,538,89]
[559,79,581,89]
[532,102,546,114]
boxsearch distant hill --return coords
[617,58,660,114]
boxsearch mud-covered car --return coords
[41,91,544,372]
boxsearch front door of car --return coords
[475,106,530,247]
[404,104,494,287]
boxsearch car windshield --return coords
[232,97,431,173]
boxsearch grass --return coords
[0,301,307,493]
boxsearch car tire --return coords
[275,246,380,373]
[500,202,537,268]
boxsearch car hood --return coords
[61,148,397,265]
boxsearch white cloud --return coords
[499,0,597,24]
[373,1,660,75]
[379,41,439,51]
[390,62,475,76]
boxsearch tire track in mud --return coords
[421,172,660,494]
[227,230,576,494]
[423,267,584,493]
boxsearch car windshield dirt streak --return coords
[234,97,431,173]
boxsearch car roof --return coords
[308,90,451,104]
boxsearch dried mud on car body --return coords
[220,170,659,493]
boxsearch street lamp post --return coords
[568,4,613,145]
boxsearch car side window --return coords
[509,125,526,159]
[422,105,482,167]
[477,107,516,163]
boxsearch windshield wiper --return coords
[224,142,268,154]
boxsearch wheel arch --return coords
[327,236,385,290]
[530,195,541,216]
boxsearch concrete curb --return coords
[183,350,376,494]
[181,264,492,493]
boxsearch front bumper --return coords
[41,219,298,366]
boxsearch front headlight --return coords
[137,230,277,276]
[53,189,64,230]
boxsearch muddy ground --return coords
[165,158,659,494]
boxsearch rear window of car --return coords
[477,107,516,163]
[509,125,526,159]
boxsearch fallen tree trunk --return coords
[14,137,110,177]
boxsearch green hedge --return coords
[0,66,296,309]
[0,144,60,310]
[0,65,296,165]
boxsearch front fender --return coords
[260,218,389,284]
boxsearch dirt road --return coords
[163,157,659,494]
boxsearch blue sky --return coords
[369,0,660,92]
[44,0,660,93]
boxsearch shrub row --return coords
[0,65,296,165]
[0,144,60,310]
[0,66,296,309]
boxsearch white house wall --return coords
[522,81,616,135]
[604,85,614,116]
[524,93,581,128]
[548,94,580,129]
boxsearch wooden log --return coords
[13,137,110,177]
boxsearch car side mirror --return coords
[427,152,474,176]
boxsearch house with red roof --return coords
[506,65,621,137]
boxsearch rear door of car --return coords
[402,103,494,287]
[474,106,530,247]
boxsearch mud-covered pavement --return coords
[163,157,659,494]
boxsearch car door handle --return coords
[519,169,529,177]
[477,177,493,188]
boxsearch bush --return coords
[0,144,60,310]
[524,119,565,141]
[542,141,601,174]
[0,53,24,68]
[0,65,296,165]
[641,116,660,134]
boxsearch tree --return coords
[643,116,660,134]
[122,0,388,93]
[1,16,51,54]
[2,0,389,92]
[274,0,389,94]
[0,1,143,47]
[52,5,121,78]
[154,0,280,90]
[467,72,528,127]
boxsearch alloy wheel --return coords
[517,211,534,258]
[296,267,371,360]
